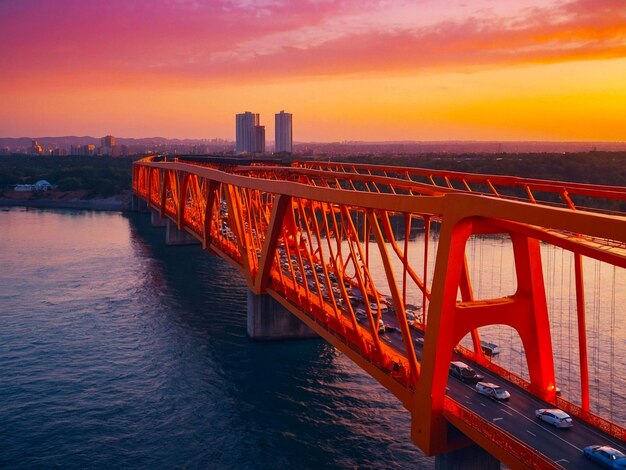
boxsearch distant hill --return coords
[292,140,626,155]
[0,136,227,148]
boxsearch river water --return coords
[0,208,431,469]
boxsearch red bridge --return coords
[133,156,626,469]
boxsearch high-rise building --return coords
[236,112,259,154]
[82,144,96,156]
[275,110,292,154]
[102,135,115,147]
[29,140,43,155]
[101,135,116,156]
[253,125,265,153]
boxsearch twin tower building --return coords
[235,111,292,155]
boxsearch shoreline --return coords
[0,197,131,212]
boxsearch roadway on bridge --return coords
[279,247,624,468]
[381,325,626,469]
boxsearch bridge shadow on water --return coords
[126,212,432,469]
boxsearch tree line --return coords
[0,155,136,198]
[2,152,624,206]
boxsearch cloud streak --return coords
[201,0,626,80]
[2,0,625,88]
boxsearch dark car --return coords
[449,361,484,383]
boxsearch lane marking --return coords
[527,430,537,437]
[493,417,503,422]
[579,423,626,453]
[468,365,626,454]
[555,459,569,464]
[473,369,626,454]
[480,403,486,407]
[455,379,583,456]
[499,401,583,453]
[447,370,620,463]
[450,377,589,461]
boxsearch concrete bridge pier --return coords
[131,195,150,212]
[151,210,167,227]
[165,219,200,246]
[435,444,500,470]
[247,291,318,340]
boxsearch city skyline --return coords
[1,1,625,142]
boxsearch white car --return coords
[535,409,573,429]
[475,382,510,401]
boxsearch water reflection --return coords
[126,212,431,469]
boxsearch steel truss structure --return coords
[133,157,626,469]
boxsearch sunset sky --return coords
[1,0,625,142]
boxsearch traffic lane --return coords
[391,327,625,453]
[472,365,626,455]
[445,378,590,469]
[390,330,581,466]
[369,321,625,466]
[445,371,626,469]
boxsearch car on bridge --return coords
[534,408,573,429]
[449,361,484,383]
[475,382,510,401]
[583,445,626,468]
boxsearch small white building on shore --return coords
[13,180,55,192]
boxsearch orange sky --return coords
[1,0,625,142]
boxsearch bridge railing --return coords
[295,161,626,215]
[233,164,626,258]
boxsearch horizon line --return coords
[2,136,626,145]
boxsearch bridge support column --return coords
[131,195,150,213]
[151,210,167,227]
[435,444,500,470]
[165,219,200,246]
[247,291,318,340]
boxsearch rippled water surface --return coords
[0,208,431,469]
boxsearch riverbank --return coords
[0,190,132,212]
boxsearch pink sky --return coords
[1,0,626,141]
